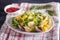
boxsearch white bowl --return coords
[6,10,54,35]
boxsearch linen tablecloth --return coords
[0,2,59,40]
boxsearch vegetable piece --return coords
[42,26,48,32]
[16,16,22,21]
[36,27,42,32]
[46,25,51,29]
[39,16,43,22]
[48,18,51,25]
[30,6,35,10]
[43,5,51,8]
[28,21,35,27]
[28,16,33,20]
[20,21,28,26]
[47,10,55,16]
[30,5,51,10]
[22,15,27,20]
[24,25,36,32]
[24,26,32,32]
[12,17,19,29]
[33,18,37,23]
[43,15,46,20]
[18,25,25,31]
[12,18,25,30]
[12,18,19,25]
[42,21,48,26]
[41,25,51,32]
[35,12,42,16]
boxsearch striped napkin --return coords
[0,2,59,40]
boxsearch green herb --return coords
[43,5,51,8]
[30,6,35,10]
[12,17,19,29]
[30,5,51,10]
[20,21,28,26]
[47,10,55,16]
